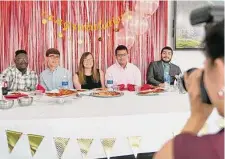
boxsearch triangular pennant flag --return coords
[101,138,116,159]
[218,118,224,128]
[53,137,70,159]
[6,130,23,153]
[77,138,93,159]
[27,134,44,156]
[199,123,208,136]
[127,136,142,158]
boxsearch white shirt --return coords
[105,62,142,86]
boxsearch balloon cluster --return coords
[115,0,159,49]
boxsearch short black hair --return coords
[46,48,60,57]
[204,20,224,61]
[161,46,173,54]
[15,50,27,57]
[115,45,128,55]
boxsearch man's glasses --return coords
[117,54,127,57]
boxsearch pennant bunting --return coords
[101,138,116,159]
[27,134,44,156]
[6,130,23,153]
[77,138,93,159]
[127,136,142,158]
[54,137,70,159]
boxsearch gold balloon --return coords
[98,37,102,41]
[58,33,63,38]
[42,19,47,24]
[78,40,83,44]
[114,28,119,32]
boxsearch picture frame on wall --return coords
[173,1,222,50]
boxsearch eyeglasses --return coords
[48,55,60,60]
[117,54,128,57]
[84,58,93,62]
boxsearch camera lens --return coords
[181,68,197,91]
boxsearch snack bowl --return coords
[0,100,14,110]
[18,96,33,107]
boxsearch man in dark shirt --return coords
[146,46,181,87]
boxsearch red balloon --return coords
[114,28,135,49]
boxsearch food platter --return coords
[45,89,77,98]
[92,88,108,91]
[91,91,124,98]
[137,88,164,96]
[76,89,89,92]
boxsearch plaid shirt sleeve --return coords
[2,67,14,87]
[29,71,38,91]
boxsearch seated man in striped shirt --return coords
[1,50,38,92]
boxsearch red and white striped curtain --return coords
[0,1,168,84]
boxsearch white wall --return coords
[167,1,205,72]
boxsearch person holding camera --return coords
[153,20,224,159]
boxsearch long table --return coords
[0,91,222,159]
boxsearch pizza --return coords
[93,88,108,91]
[76,89,88,92]
[138,87,164,95]
[46,89,77,97]
[92,91,121,97]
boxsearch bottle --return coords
[2,76,8,95]
[106,75,114,91]
[176,74,186,94]
[164,75,171,91]
[62,75,69,89]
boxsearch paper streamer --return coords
[6,130,23,153]
[53,137,70,159]
[27,134,44,156]
[127,136,142,158]
[101,138,116,159]
[77,138,93,159]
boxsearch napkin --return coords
[140,84,154,91]
[117,84,125,91]
[4,93,28,99]
[36,84,46,93]
[127,84,135,91]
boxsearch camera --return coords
[177,4,224,104]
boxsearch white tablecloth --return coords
[0,91,222,159]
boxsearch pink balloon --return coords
[127,14,149,35]
[135,0,159,17]
[114,29,135,49]
[121,11,135,29]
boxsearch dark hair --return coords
[15,50,27,57]
[161,46,173,54]
[115,45,128,55]
[204,20,224,61]
[46,48,60,57]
